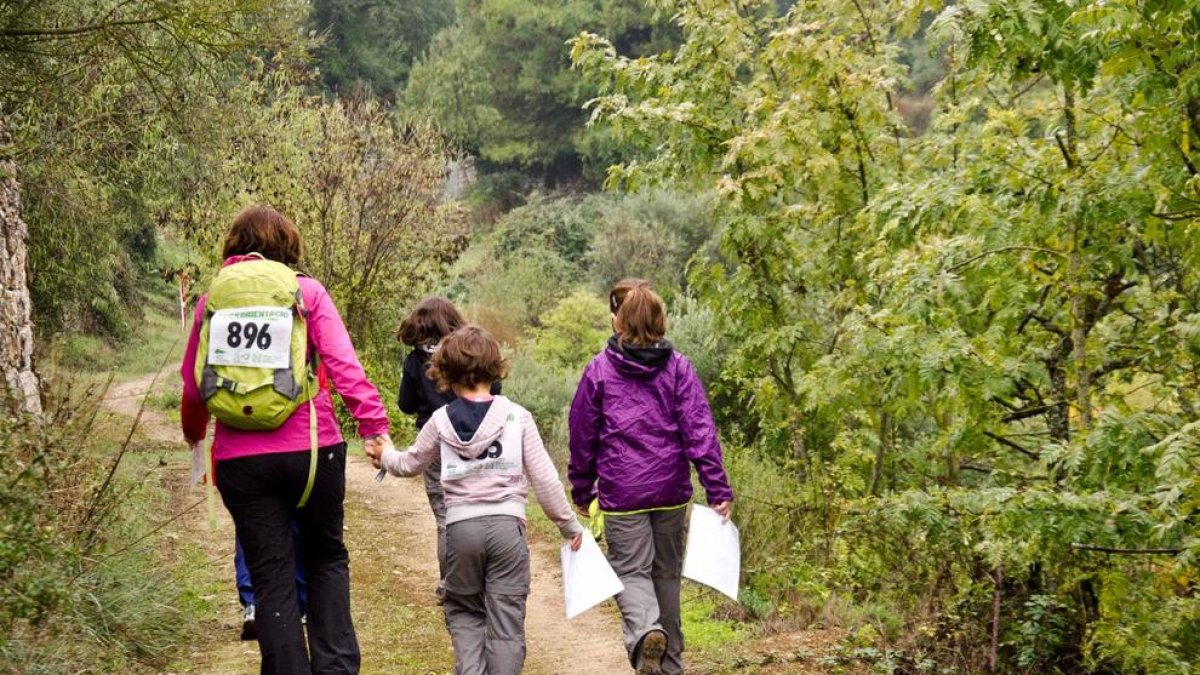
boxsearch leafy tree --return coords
[310,0,455,97]
[1,0,308,337]
[575,0,1200,669]
[176,71,467,350]
[403,0,673,178]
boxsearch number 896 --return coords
[227,322,272,350]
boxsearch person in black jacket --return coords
[396,297,499,599]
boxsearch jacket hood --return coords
[223,254,301,269]
[605,335,674,377]
[434,396,512,460]
[222,254,263,267]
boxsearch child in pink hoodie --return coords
[366,326,582,675]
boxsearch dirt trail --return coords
[105,368,629,675]
[102,368,180,444]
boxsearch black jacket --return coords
[397,348,501,429]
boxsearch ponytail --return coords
[610,278,666,347]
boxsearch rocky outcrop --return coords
[443,157,477,201]
[0,114,42,416]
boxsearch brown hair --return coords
[610,278,666,347]
[428,325,509,392]
[222,205,302,265]
[397,297,465,346]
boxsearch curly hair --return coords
[428,325,509,392]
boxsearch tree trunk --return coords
[0,114,42,417]
[869,410,890,495]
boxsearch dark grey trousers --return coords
[443,515,530,675]
[605,508,686,675]
[423,457,447,588]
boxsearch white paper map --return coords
[561,531,624,619]
[682,505,740,601]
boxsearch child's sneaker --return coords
[636,629,667,675]
[240,604,258,641]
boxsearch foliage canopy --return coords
[574,0,1200,669]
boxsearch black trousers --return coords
[216,443,359,675]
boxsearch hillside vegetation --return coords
[3,0,1200,672]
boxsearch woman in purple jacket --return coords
[568,278,734,675]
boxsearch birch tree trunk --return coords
[0,115,42,416]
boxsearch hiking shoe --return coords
[240,604,258,641]
[635,629,667,675]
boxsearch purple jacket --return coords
[568,339,734,512]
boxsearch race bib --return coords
[441,413,523,481]
[207,306,293,369]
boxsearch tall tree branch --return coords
[983,431,1040,460]
[0,15,171,39]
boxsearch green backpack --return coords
[195,254,320,505]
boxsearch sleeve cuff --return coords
[560,518,585,538]
[359,420,390,438]
[708,490,734,504]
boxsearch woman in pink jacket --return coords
[181,205,389,675]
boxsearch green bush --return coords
[501,345,581,466]
[121,220,158,268]
[720,447,808,608]
[588,190,720,295]
[459,246,583,333]
[532,290,610,372]
[494,194,599,267]
[667,295,725,387]
[450,190,724,343]
[0,418,69,633]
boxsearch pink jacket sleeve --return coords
[303,280,389,438]
[180,300,209,442]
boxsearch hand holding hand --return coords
[713,500,732,523]
[363,433,392,470]
[574,503,590,519]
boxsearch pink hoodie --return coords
[180,255,388,462]
[380,396,583,539]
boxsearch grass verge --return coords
[2,283,205,674]
[42,286,186,385]
[0,409,206,673]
